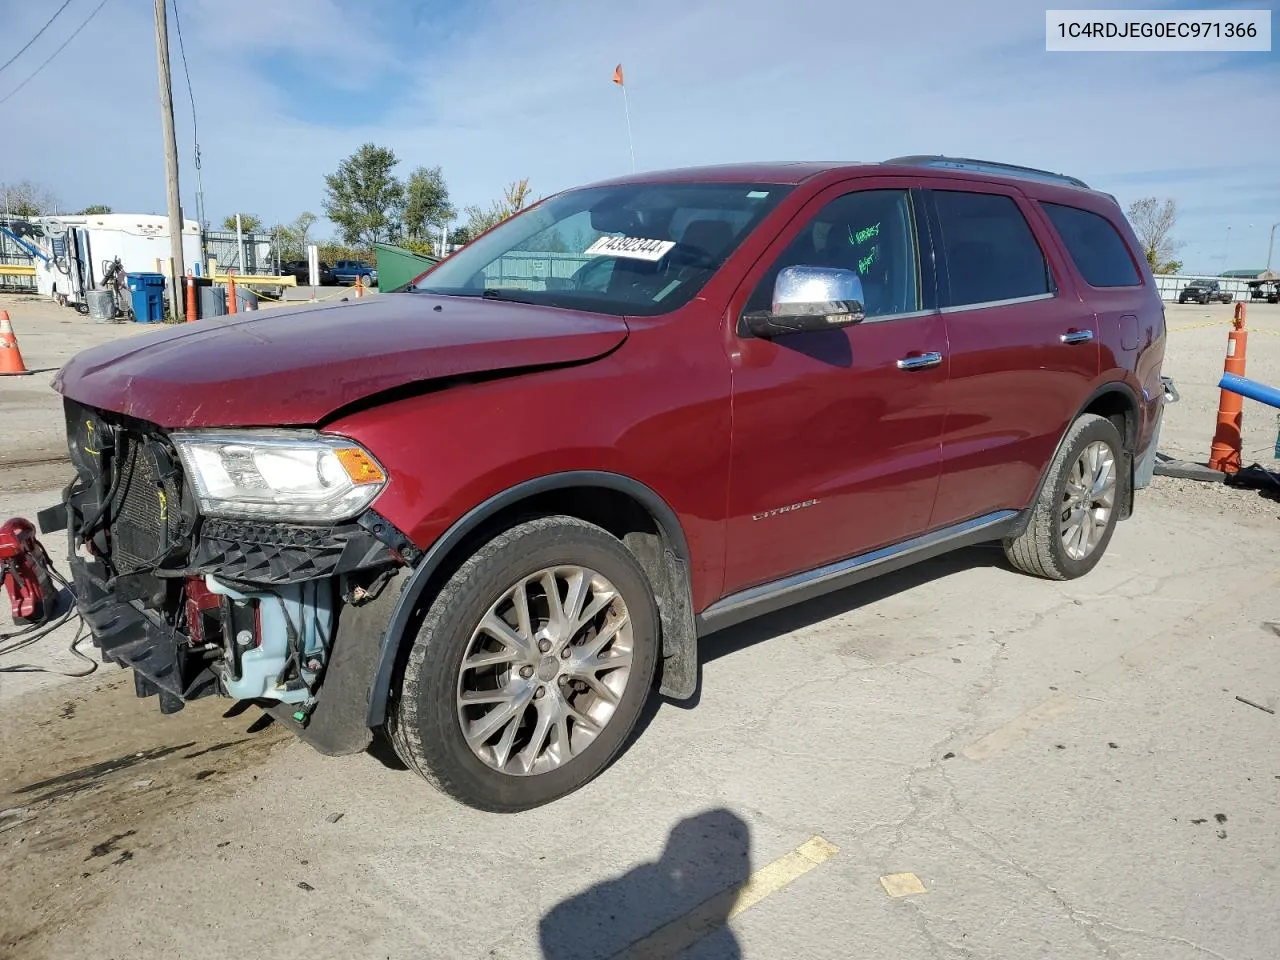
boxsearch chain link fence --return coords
[1152,273,1261,302]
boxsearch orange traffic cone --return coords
[0,311,32,376]
[227,270,238,316]
[1208,302,1248,473]
[355,275,365,298]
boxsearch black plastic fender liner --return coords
[1008,380,1143,540]
[363,471,699,729]
[269,567,413,756]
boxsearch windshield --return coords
[415,181,791,316]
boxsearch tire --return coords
[1003,413,1124,581]
[387,516,660,812]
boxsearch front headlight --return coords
[171,432,387,523]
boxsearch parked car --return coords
[281,259,335,285]
[1247,279,1279,303]
[332,259,377,286]
[45,156,1168,812]
[1178,279,1233,304]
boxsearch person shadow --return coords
[538,808,750,960]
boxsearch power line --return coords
[169,0,197,141]
[0,0,112,107]
[169,0,205,231]
[0,0,75,78]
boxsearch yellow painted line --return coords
[611,836,839,959]
[1169,321,1229,332]
[728,836,839,919]
[961,566,1280,761]
[880,872,928,897]
[1169,320,1280,337]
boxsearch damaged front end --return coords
[45,399,418,752]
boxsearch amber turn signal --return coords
[335,447,387,485]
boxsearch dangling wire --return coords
[0,564,97,677]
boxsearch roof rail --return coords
[885,155,1090,189]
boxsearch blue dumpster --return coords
[125,273,167,323]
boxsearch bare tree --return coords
[1127,197,1184,272]
[0,180,59,217]
[459,178,534,240]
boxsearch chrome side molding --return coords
[697,510,1019,635]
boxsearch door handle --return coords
[896,352,943,371]
[1060,330,1094,344]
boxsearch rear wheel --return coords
[388,516,659,812]
[1003,414,1124,581]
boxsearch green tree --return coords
[0,180,58,217]
[323,143,404,247]
[1126,197,1184,271]
[317,240,369,263]
[403,166,455,243]
[78,204,112,215]
[221,212,263,232]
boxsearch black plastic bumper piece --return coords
[69,552,218,709]
[189,515,409,585]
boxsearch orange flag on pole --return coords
[612,64,624,85]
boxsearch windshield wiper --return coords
[480,288,540,304]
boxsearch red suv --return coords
[46,156,1167,811]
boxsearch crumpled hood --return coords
[54,293,629,428]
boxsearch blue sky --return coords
[0,0,1276,272]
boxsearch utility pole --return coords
[154,0,186,319]
[1268,222,1279,274]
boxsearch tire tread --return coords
[386,515,657,812]
[1003,413,1120,582]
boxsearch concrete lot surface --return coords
[1,298,1278,960]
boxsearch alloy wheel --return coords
[1060,440,1116,561]
[455,565,633,776]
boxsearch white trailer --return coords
[27,213,201,308]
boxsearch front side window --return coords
[1041,202,1141,288]
[744,189,920,318]
[933,190,1053,308]
[415,182,790,317]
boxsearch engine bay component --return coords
[204,575,334,704]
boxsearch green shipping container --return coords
[374,242,439,292]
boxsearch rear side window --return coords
[1041,202,1141,288]
[933,191,1052,307]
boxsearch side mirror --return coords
[741,265,866,339]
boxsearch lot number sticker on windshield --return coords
[585,235,676,261]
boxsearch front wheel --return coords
[388,516,660,812]
[1003,413,1124,581]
